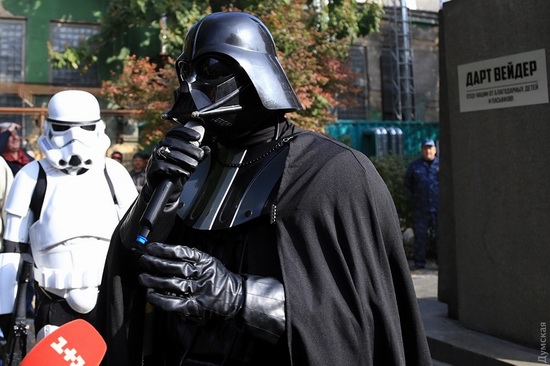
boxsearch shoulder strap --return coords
[29,161,46,221]
[29,163,118,221]
[104,165,118,205]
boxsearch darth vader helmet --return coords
[39,90,110,175]
[163,12,302,137]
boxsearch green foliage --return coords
[100,54,178,151]
[94,1,382,145]
[245,0,374,132]
[49,0,210,70]
[49,0,382,77]
[357,1,384,36]
[47,35,101,71]
[370,155,414,230]
[335,134,353,147]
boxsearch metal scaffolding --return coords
[388,0,416,121]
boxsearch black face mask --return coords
[164,55,272,142]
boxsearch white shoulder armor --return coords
[0,252,21,314]
[4,160,39,218]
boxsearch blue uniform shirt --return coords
[404,156,439,212]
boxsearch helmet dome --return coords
[47,90,102,125]
[179,12,302,112]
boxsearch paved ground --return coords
[410,265,448,365]
[410,265,542,366]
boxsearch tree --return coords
[100,55,178,150]
[88,0,383,144]
[49,1,209,70]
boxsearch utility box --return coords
[362,127,388,157]
[386,127,404,155]
[362,126,404,157]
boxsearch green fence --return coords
[326,120,440,157]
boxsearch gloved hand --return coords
[143,125,209,201]
[138,243,244,322]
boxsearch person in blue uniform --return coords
[405,139,439,270]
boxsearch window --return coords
[50,21,100,86]
[336,45,369,120]
[0,18,25,82]
[0,18,26,122]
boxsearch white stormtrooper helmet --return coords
[39,90,111,175]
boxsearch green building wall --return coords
[3,0,160,85]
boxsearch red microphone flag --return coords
[20,319,106,366]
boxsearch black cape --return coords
[98,129,432,365]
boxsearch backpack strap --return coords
[29,161,46,221]
[104,165,118,205]
[28,163,118,222]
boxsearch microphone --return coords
[20,319,106,366]
[135,121,205,246]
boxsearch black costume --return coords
[97,12,431,366]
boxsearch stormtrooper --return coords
[98,12,431,366]
[0,90,137,341]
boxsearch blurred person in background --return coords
[0,123,34,176]
[110,151,124,164]
[129,152,148,193]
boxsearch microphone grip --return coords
[135,121,204,246]
[135,179,176,246]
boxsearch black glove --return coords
[138,243,244,322]
[143,125,209,201]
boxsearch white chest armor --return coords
[32,163,120,312]
[28,163,119,249]
[2,159,137,314]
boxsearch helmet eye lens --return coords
[51,123,70,132]
[81,124,96,131]
[177,56,236,81]
[196,57,234,80]
[51,123,96,132]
